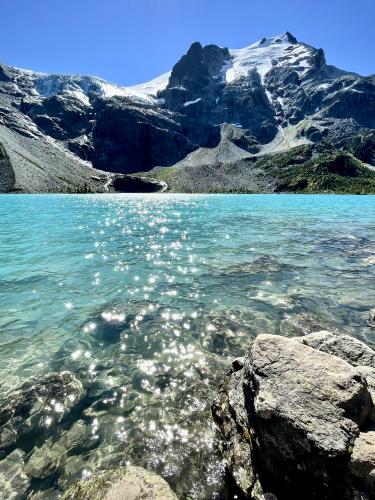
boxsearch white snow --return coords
[130,71,171,96]
[184,98,202,107]
[265,89,273,104]
[226,33,313,85]
[348,88,365,94]
[169,85,187,91]
[96,80,157,104]
[12,64,169,107]
[64,88,91,106]
[316,82,331,91]
[11,33,318,113]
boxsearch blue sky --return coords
[1,0,374,85]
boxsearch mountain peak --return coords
[255,32,298,48]
[284,31,298,44]
[186,41,203,55]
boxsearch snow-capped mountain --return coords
[3,65,164,104]
[0,32,374,193]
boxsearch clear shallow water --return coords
[0,193,375,498]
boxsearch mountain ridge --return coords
[0,32,374,193]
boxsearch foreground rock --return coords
[212,332,375,499]
[61,466,178,500]
[296,330,375,368]
[0,372,85,451]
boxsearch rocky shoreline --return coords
[1,330,375,498]
[212,331,375,499]
[0,370,180,499]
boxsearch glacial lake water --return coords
[0,193,375,498]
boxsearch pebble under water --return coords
[0,193,375,499]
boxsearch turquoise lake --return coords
[0,194,375,498]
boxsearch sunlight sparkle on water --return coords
[1,194,374,499]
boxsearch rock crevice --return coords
[212,332,375,499]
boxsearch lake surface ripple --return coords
[0,194,374,498]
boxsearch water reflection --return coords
[0,194,374,498]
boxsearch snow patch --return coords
[169,85,187,91]
[13,66,164,106]
[96,80,157,104]
[276,96,284,106]
[184,98,202,107]
[130,71,171,96]
[316,83,331,91]
[64,88,91,107]
[226,33,313,85]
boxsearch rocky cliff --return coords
[0,32,374,192]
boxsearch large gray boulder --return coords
[350,431,375,492]
[61,466,178,500]
[212,333,375,499]
[296,330,375,368]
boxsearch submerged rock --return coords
[0,449,30,499]
[0,372,85,451]
[25,440,64,479]
[212,332,375,499]
[369,308,375,327]
[61,466,178,499]
[24,419,100,483]
[58,419,99,454]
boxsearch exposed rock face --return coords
[0,141,15,192]
[61,466,178,500]
[0,372,85,452]
[0,123,113,194]
[0,32,374,192]
[0,64,13,83]
[91,97,219,173]
[160,41,277,143]
[323,77,375,129]
[161,42,230,111]
[20,94,91,141]
[212,333,375,499]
